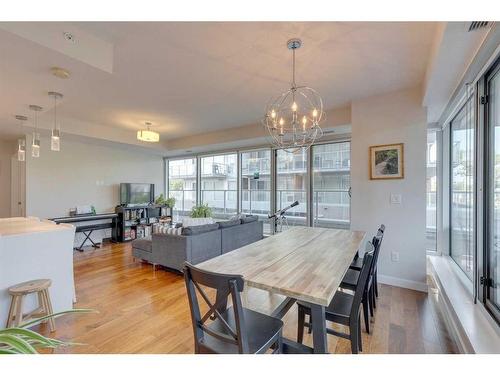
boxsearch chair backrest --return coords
[350,252,374,319]
[183,262,248,353]
[372,224,385,272]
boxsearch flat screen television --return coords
[120,183,155,206]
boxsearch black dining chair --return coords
[296,252,374,354]
[341,232,383,333]
[183,262,283,354]
[349,224,385,300]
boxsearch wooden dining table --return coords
[197,226,366,354]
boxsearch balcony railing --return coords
[170,189,351,227]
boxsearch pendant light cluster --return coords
[16,91,64,162]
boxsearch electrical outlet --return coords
[391,251,399,262]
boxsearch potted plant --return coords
[190,204,212,218]
[165,197,176,209]
[0,309,93,354]
[155,194,167,206]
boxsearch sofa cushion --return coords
[182,223,220,236]
[241,215,258,224]
[217,219,241,228]
[131,237,153,253]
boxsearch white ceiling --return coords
[0,22,437,144]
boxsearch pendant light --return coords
[48,91,63,151]
[15,115,27,162]
[137,121,160,142]
[29,105,43,158]
[263,38,324,152]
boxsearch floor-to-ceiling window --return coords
[450,96,475,279]
[276,148,307,228]
[312,142,351,228]
[200,153,237,219]
[485,60,500,320]
[426,131,438,251]
[240,149,271,233]
[167,158,197,219]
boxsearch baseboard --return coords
[377,274,428,292]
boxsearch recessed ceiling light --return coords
[63,32,76,43]
[51,67,71,79]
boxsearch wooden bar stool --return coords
[6,279,55,332]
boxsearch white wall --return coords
[25,135,164,219]
[351,87,428,292]
[0,139,15,218]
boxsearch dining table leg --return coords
[310,303,328,354]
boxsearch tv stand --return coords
[114,205,172,242]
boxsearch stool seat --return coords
[8,279,52,295]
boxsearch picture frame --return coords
[369,143,404,180]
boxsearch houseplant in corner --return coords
[190,203,212,218]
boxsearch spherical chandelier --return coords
[263,38,324,152]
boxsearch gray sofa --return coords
[131,216,263,272]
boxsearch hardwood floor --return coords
[34,242,457,354]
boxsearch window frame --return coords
[480,56,500,323]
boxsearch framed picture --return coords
[369,143,404,180]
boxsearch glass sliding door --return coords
[450,96,475,279]
[240,149,271,234]
[486,61,500,318]
[426,131,438,251]
[312,142,351,228]
[200,153,237,219]
[168,158,197,219]
[276,148,307,228]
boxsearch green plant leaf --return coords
[0,334,37,354]
[0,328,66,348]
[19,308,96,329]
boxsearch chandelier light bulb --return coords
[271,110,276,119]
[291,102,298,112]
[312,108,318,118]
[279,118,284,126]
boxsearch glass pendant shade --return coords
[48,91,63,152]
[17,138,26,162]
[32,133,40,158]
[51,128,60,151]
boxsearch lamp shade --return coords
[137,129,160,142]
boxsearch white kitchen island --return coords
[0,217,76,328]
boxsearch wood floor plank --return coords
[32,243,457,354]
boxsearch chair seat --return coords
[8,279,51,295]
[350,257,363,271]
[340,269,360,290]
[201,307,283,354]
[298,290,353,326]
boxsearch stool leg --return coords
[6,295,18,328]
[42,290,56,332]
[14,295,24,327]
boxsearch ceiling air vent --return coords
[468,21,490,32]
